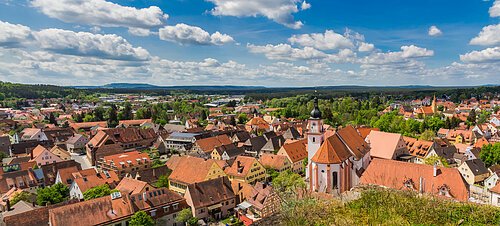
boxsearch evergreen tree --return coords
[107,104,118,127]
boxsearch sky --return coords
[0,0,499,87]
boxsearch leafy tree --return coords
[107,104,118,127]
[83,184,114,200]
[48,112,57,124]
[419,130,436,141]
[36,183,69,206]
[424,155,449,167]
[238,113,248,124]
[273,170,306,202]
[176,208,198,225]
[480,143,500,167]
[11,191,34,205]
[267,168,280,181]
[129,210,155,226]
[467,110,477,125]
[155,175,169,188]
[119,102,133,120]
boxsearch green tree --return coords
[419,130,436,141]
[155,175,169,188]
[273,170,306,202]
[36,183,69,206]
[83,184,114,200]
[11,191,34,205]
[238,113,248,124]
[107,104,118,127]
[48,112,57,124]
[176,208,198,225]
[480,143,500,167]
[424,155,449,167]
[129,210,155,226]
[467,110,477,125]
[119,102,133,120]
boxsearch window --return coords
[173,203,179,210]
[150,210,157,217]
[163,205,170,212]
[312,137,315,142]
[332,172,338,189]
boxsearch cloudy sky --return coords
[0,0,499,86]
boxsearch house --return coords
[4,200,79,226]
[65,134,89,153]
[118,119,152,128]
[360,159,469,202]
[365,130,410,160]
[282,127,301,140]
[97,151,151,179]
[19,128,48,141]
[0,135,11,156]
[243,136,268,157]
[0,167,44,194]
[69,170,120,199]
[404,137,433,164]
[55,167,95,187]
[258,154,292,173]
[40,160,82,186]
[85,131,124,166]
[225,156,266,185]
[184,176,236,221]
[193,134,233,155]
[124,165,171,185]
[425,144,457,166]
[445,129,475,144]
[10,140,53,156]
[211,143,245,160]
[232,131,251,143]
[49,146,71,161]
[276,139,307,174]
[464,147,481,160]
[259,135,286,155]
[69,121,107,134]
[166,156,227,194]
[42,127,75,144]
[490,183,500,207]
[236,182,279,224]
[163,123,187,133]
[29,145,64,166]
[245,117,271,133]
[49,188,188,226]
[115,177,154,195]
[163,132,198,152]
[458,159,490,185]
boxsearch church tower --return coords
[431,95,437,113]
[306,96,324,179]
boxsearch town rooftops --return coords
[366,130,406,160]
[278,139,307,163]
[186,176,235,209]
[360,158,469,201]
[463,159,489,176]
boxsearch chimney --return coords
[433,162,438,177]
[142,192,147,201]
[5,198,11,211]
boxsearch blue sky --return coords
[0,0,499,86]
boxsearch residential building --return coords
[19,128,48,141]
[211,143,245,160]
[69,170,120,199]
[258,154,292,173]
[365,130,410,160]
[193,134,232,155]
[184,176,236,221]
[116,177,154,195]
[167,156,226,194]
[65,134,89,153]
[29,145,64,166]
[225,156,266,185]
[458,159,490,185]
[97,151,151,178]
[276,139,307,174]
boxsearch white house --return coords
[20,128,48,141]
[490,183,500,207]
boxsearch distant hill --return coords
[72,83,266,90]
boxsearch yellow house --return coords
[225,156,266,184]
[166,156,227,194]
[211,148,222,160]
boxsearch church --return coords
[306,97,371,194]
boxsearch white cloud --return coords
[490,0,500,17]
[31,0,168,29]
[428,25,442,36]
[361,45,434,65]
[0,20,31,47]
[247,43,327,60]
[469,24,500,46]
[158,24,234,45]
[206,0,309,29]
[288,30,354,50]
[358,42,374,52]
[460,46,500,63]
[33,29,150,61]
[128,27,153,37]
[301,1,311,10]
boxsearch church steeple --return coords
[310,96,322,119]
[431,95,437,113]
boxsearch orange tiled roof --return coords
[278,139,307,163]
[168,156,225,184]
[195,135,233,153]
[225,156,258,177]
[259,154,289,170]
[360,159,469,201]
[102,151,150,169]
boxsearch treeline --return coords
[0,81,87,99]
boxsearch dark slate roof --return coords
[464,159,489,176]
[432,145,457,163]
[0,135,11,154]
[127,165,171,184]
[11,140,53,155]
[244,136,267,154]
[261,135,285,152]
[263,131,277,140]
[233,131,251,142]
[215,143,245,158]
[282,127,301,140]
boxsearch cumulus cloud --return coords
[469,24,500,46]
[128,27,153,37]
[428,25,442,36]
[33,29,150,61]
[460,46,500,63]
[288,30,354,50]
[361,45,434,65]
[31,0,168,29]
[158,23,234,45]
[490,0,500,17]
[0,20,31,47]
[247,43,327,60]
[358,42,374,52]
[206,0,309,29]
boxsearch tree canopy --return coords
[129,210,155,226]
[480,143,500,167]
[83,184,116,200]
[36,183,70,206]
